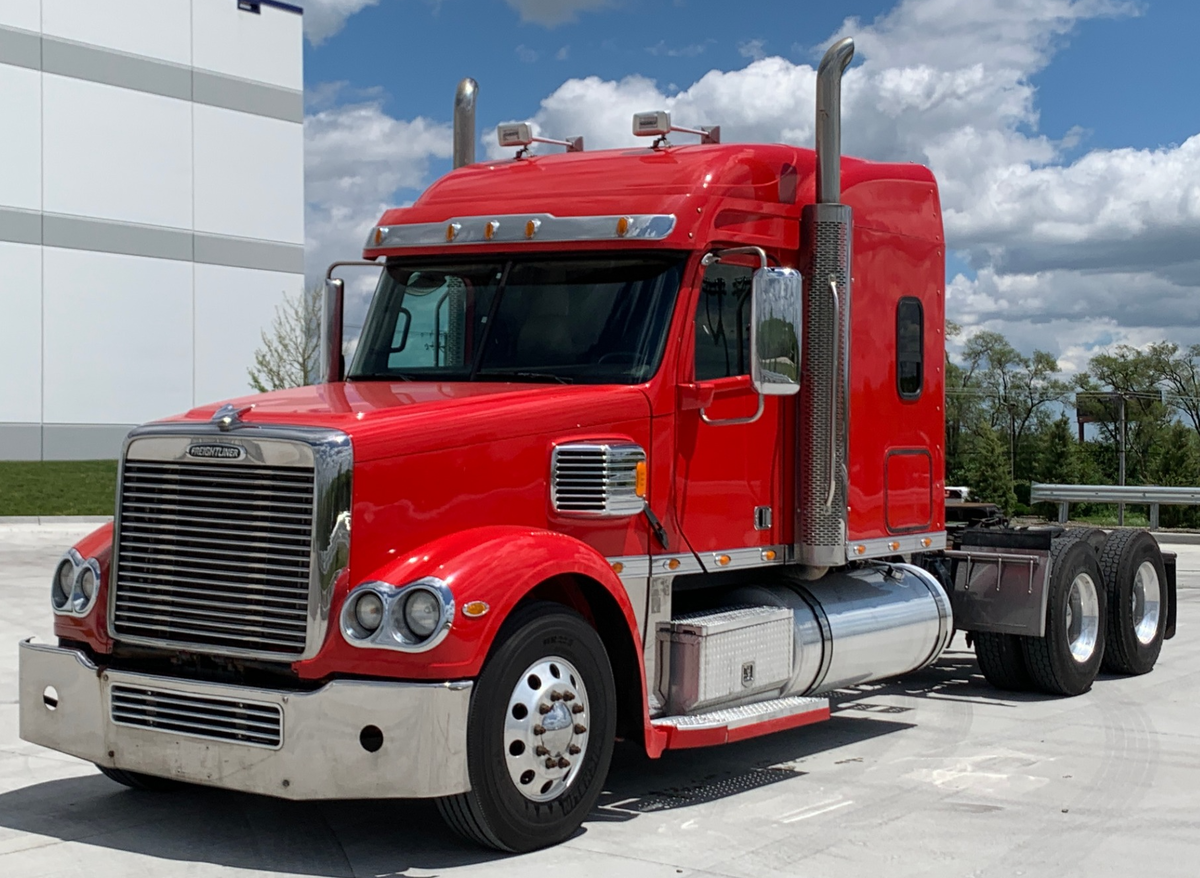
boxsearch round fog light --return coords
[404,590,441,638]
[52,560,74,610]
[354,592,384,632]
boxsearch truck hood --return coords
[167,381,652,462]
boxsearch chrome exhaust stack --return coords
[796,38,855,568]
[452,78,478,169]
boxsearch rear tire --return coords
[437,602,616,852]
[974,632,1032,691]
[96,765,181,791]
[1098,530,1166,675]
[1022,536,1106,696]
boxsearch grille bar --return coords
[110,684,283,748]
[113,455,317,658]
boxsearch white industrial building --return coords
[0,0,305,460]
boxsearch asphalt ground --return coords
[2,522,1198,877]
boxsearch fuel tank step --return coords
[652,695,830,750]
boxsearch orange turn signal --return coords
[716,554,731,567]
[611,561,625,575]
[525,219,540,239]
[616,216,631,237]
[667,558,680,570]
[761,549,777,562]
[634,460,647,498]
[462,600,489,618]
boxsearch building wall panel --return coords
[194,104,304,244]
[42,75,193,229]
[42,0,192,66]
[193,1,303,91]
[42,248,194,425]
[0,0,41,33]
[194,264,304,405]
[0,63,41,212]
[0,242,43,423]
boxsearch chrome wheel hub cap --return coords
[1066,572,1100,664]
[1132,560,1162,646]
[504,656,590,802]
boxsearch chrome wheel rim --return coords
[503,656,590,803]
[1132,560,1162,646]
[1064,572,1100,663]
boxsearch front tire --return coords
[437,602,616,852]
[96,765,181,791]
[1099,530,1166,675]
[1022,536,1106,696]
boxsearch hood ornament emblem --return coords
[212,403,254,432]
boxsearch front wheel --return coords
[437,602,616,852]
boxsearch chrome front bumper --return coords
[18,640,472,799]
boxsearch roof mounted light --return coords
[497,122,584,158]
[632,110,720,147]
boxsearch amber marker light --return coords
[634,460,647,498]
[445,222,461,242]
[761,549,777,562]
[484,220,499,240]
[921,537,933,548]
[889,541,901,552]
[854,545,867,556]
[525,219,540,239]
[716,554,731,567]
[667,558,680,570]
[616,216,631,237]
[373,227,386,246]
[462,600,489,618]
[611,562,625,575]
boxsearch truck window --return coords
[897,296,923,399]
[348,254,685,385]
[694,262,753,380]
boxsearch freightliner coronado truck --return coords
[19,39,1177,852]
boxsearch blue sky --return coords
[297,0,1200,371]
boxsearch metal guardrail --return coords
[1031,483,1200,528]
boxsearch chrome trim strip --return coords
[0,25,304,123]
[368,213,677,249]
[109,423,352,663]
[607,554,652,581]
[704,545,789,572]
[651,553,705,576]
[847,530,947,562]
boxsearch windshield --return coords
[347,253,686,384]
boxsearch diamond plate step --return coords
[653,694,828,732]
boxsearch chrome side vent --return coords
[551,443,645,517]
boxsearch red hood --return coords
[167,382,651,462]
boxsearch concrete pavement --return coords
[2,521,1199,877]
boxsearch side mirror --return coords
[750,267,802,396]
[322,278,345,383]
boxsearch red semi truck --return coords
[19,39,1175,852]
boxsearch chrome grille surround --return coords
[797,202,852,567]
[109,424,352,662]
[551,442,646,517]
[109,682,283,749]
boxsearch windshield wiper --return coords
[347,372,415,382]
[476,371,574,384]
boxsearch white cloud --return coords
[646,39,712,58]
[737,38,767,61]
[298,0,381,46]
[504,0,617,27]
[516,44,539,63]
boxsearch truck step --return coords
[652,695,829,750]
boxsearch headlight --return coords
[52,561,74,611]
[78,567,96,602]
[404,590,441,638]
[354,591,384,632]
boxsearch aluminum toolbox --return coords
[658,606,793,715]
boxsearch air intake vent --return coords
[551,443,645,517]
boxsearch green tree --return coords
[1035,415,1079,485]
[1145,342,1200,442]
[962,425,1017,514]
[248,286,323,392]
[1078,345,1171,486]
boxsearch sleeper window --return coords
[897,297,923,399]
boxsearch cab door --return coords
[673,257,785,557]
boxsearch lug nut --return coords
[535,745,549,756]
[533,724,545,735]
[568,744,581,755]
[574,724,587,734]
[549,691,563,702]
[545,758,556,768]
[571,703,585,714]
[562,691,575,702]
[557,757,571,769]
[538,703,553,714]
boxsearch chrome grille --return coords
[551,443,645,517]
[113,458,315,657]
[110,683,283,748]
